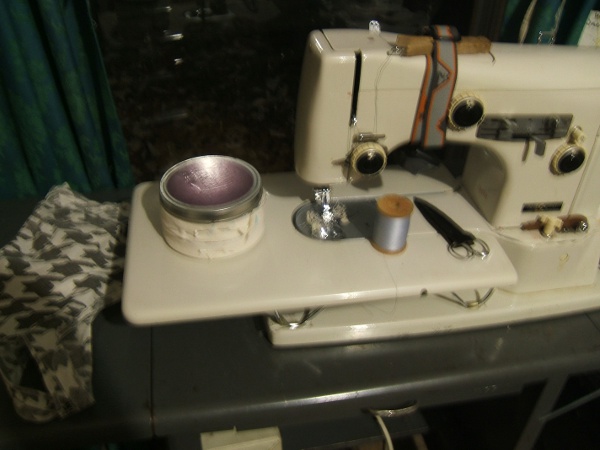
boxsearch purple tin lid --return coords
[159,156,262,222]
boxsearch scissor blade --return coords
[413,197,475,248]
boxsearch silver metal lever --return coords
[368,401,419,418]
[435,288,495,308]
[355,132,386,142]
[270,308,324,329]
[157,31,183,43]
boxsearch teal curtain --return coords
[500,0,600,44]
[0,1,134,200]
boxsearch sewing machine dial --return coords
[349,141,387,176]
[448,93,485,131]
[550,126,586,175]
[551,144,586,175]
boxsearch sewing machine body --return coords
[262,28,600,346]
[294,28,600,294]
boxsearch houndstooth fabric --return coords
[0,184,129,422]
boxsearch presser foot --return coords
[308,186,346,240]
[305,203,347,240]
[293,195,379,241]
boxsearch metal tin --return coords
[160,155,263,222]
[159,156,265,258]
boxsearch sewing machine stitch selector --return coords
[448,93,485,131]
[350,141,387,176]
[550,126,586,175]
[348,133,387,178]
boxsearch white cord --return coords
[413,433,429,450]
[373,54,392,133]
[519,0,538,43]
[374,414,394,450]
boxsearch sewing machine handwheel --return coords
[350,142,387,176]
[448,93,484,131]
[550,144,586,175]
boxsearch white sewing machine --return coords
[264,26,600,346]
[122,26,600,347]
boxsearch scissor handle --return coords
[448,238,490,260]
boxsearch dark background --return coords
[92,0,507,182]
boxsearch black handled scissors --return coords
[414,197,490,260]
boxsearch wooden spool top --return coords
[376,194,414,218]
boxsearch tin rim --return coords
[159,156,263,222]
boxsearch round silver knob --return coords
[550,144,586,175]
[448,93,485,131]
[350,142,387,176]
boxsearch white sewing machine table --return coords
[122,170,518,328]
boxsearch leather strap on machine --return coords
[410,25,460,149]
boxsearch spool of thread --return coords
[371,194,413,254]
